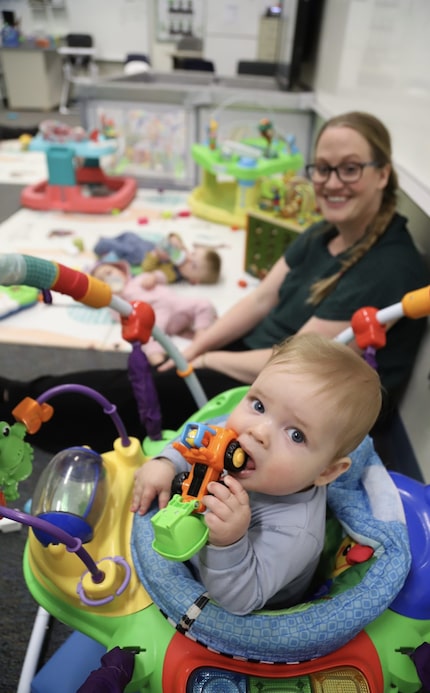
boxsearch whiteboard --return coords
[63,0,149,61]
[205,0,269,38]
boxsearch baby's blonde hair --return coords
[267,333,382,457]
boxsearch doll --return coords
[92,260,217,365]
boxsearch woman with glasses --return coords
[173,112,429,411]
[1,112,428,460]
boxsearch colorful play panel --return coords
[245,207,323,278]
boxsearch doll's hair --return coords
[268,333,382,457]
[308,111,398,306]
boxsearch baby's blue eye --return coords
[287,428,305,444]
[251,398,265,414]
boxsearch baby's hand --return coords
[167,232,185,249]
[139,273,158,290]
[131,457,175,515]
[154,247,170,261]
[203,474,251,547]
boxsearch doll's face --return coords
[93,264,127,294]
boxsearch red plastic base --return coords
[20,166,137,214]
[162,629,384,692]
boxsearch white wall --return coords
[0,0,150,61]
[313,0,430,216]
[314,0,430,480]
[0,0,294,75]
[203,0,266,76]
[148,0,290,76]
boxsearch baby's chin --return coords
[232,467,254,482]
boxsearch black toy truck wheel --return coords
[171,471,189,497]
[223,440,248,472]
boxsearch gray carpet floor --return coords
[1,451,73,693]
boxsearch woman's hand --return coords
[130,457,175,515]
[156,339,206,373]
[147,351,167,367]
[202,474,251,547]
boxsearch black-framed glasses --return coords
[305,161,379,184]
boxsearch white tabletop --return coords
[0,189,254,352]
[58,46,96,57]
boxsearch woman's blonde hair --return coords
[268,333,382,457]
[308,111,398,306]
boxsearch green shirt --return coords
[244,214,429,397]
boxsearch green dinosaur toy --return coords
[0,421,33,502]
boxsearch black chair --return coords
[237,60,277,77]
[58,34,97,114]
[64,34,94,69]
[173,57,215,72]
[125,53,151,66]
[176,36,203,53]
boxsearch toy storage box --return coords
[245,210,302,279]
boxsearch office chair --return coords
[58,34,97,114]
[237,60,277,77]
[172,36,206,71]
[124,53,151,75]
[173,57,215,72]
[176,36,203,53]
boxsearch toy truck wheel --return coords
[171,471,189,497]
[224,441,248,472]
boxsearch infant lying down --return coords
[92,260,217,365]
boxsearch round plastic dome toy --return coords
[31,446,107,545]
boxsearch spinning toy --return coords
[20,122,137,214]
[188,114,304,227]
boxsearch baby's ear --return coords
[314,457,351,487]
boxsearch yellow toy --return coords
[189,116,304,228]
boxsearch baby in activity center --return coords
[131,333,382,615]
[94,231,221,289]
[92,260,217,365]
